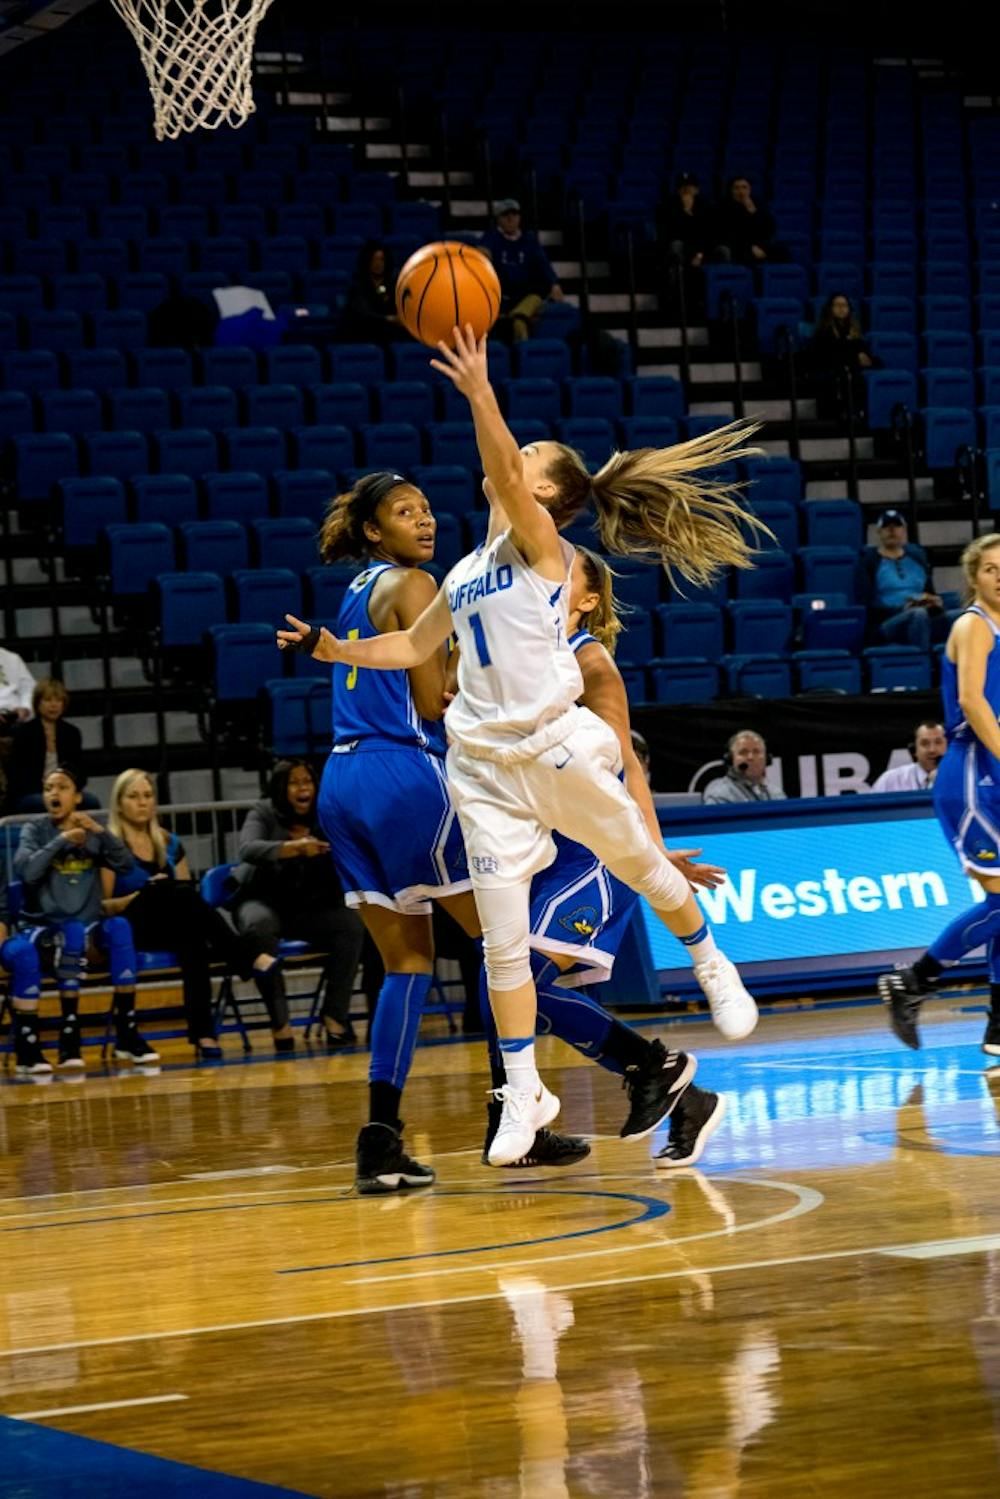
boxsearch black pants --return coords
[233,900,365,1027]
[125,882,256,1042]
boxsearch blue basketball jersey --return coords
[942,605,1000,739]
[333,562,444,753]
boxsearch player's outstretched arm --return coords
[278,588,453,671]
[431,325,563,571]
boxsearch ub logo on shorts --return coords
[472,854,500,874]
[559,905,598,938]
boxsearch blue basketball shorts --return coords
[318,743,471,916]
[935,738,1000,876]
[529,831,638,986]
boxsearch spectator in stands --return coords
[715,176,778,265]
[14,766,158,1070]
[102,769,287,1059]
[856,509,955,652]
[480,198,565,341]
[631,729,653,786]
[0,644,35,730]
[809,294,880,420]
[231,759,366,1051]
[339,241,405,348]
[872,721,948,792]
[702,731,787,805]
[1,861,48,1076]
[661,173,715,269]
[3,679,84,814]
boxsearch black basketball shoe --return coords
[620,1039,696,1141]
[13,1023,52,1076]
[356,1122,435,1196]
[654,1086,727,1169]
[481,1113,591,1168]
[58,1019,84,1071]
[983,1014,1000,1057]
[113,1022,160,1064]
[878,966,937,1050]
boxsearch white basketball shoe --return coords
[487,1081,561,1166]
[693,953,759,1040]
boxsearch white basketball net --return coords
[110,0,277,141]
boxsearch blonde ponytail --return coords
[545,420,770,589]
[574,546,623,655]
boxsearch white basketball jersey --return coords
[444,531,583,754]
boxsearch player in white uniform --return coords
[279,326,763,1166]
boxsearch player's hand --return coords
[276,615,340,662]
[430,323,489,398]
[666,847,727,890]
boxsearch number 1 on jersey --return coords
[469,611,492,668]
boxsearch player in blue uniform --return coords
[879,533,1000,1054]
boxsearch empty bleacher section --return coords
[0,9,993,803]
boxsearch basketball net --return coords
[109,0,276,141]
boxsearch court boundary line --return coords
[6,1394,188,1420]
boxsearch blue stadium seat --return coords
[174,385,239,430]
[684,413,732,441]
[359,421,422,470]
[12,238,67,278]
[38,388,101,435]
[556,417,616,467]
[2,350,61,394]
[373,381,435,426]
[749,499,799,554]
[197,346,259,390]
[410,464,475,518]
[864,369,918,429]
[210,623,276,703]
[980,408,1000,450]
[388,343,438,383]
[65,348,128,393]
[59,476,128,548]
[264,678,333,757]
[389,201,441,241]
[306,565,355,622]
[803,499,863,549]
[130,347,193,391]
[198,236,251,280]
[868,262,917,299]
[156,571,227,649]
[797,546,858,598]
[977,295,1000,330]
[486,344,512,385]
[241,384,304,430]
[263,345,324,387]
[922,294,972,333]
[318,234,365,275]
[920,407,978,467]
[290,425,356,472]
[922,367,976,408]
[758,264,810,300]
[649,659,719,704]
[733,550,795,601]
[116,272,170,313]
[0,275,44,315]
[36,206,87,241]
[814,262,864,306]
[979,369,1000,407]
[867,296,917,336]
[179,519,248,574]
[132,473,199,526]
[214,204,267,239]
[921,330,975,369]
[104,521,175,598]
[723,654,793,698]
[503,378,562,424]
[308,382,370,427]
[793,649,862,693]
[258,235,310,276]
[426,422,481,471]
[97,205,148,242]
[222,426,286,476]
[704,264,754,318]
[272,469,334,525]
[77,237,129,278]
[201,470,269,523]
[327,343,385,385]
[754,296,804,351]
[0,391,33,442]
[627,375,685,420]
[433,513,463,571]
[251,517,317,572]
[864,645,933,692]
[868,331,917,375]
[87,310,147,351]
[232,567,301,624]
[153,427,219,480]
[120,171,169,210]
[616,608,654,665]
[565,376,624,420]
[924,261,969,297]
[0,312,17,354]
[83,430,149,483]
[604,559,660,613]
[513,340,573,382]
[801,604,867,653]
[741,455,803,504]
[507,419,551,450]
[158,204,209,239]
[50,273,108,314]
[727,600,793,655]
[107,386,172,434]
[619,416,680,449]
[25,310,85,351]
[273,203,326,239]
[653,603,724,660]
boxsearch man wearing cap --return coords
[855,509,953,651]
[480,200,565,341]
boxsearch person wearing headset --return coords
[871,720,947,792]
[702,730,786,805]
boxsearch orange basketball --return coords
[395,240,501,348]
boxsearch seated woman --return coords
[3,678,84,814]
[101,769,286,1058]
[13,765,157,1071]
[809,292,881,420]
[231,759,366,1050]
[338,241,405,348]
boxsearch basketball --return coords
[395,240,502,348]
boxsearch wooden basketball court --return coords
[2,993,1000,1495]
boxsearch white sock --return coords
[499,1037,540,1094]
[680,919,718,967]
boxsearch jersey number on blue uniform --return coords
[469,611,492,668]
[346,628,360,690]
